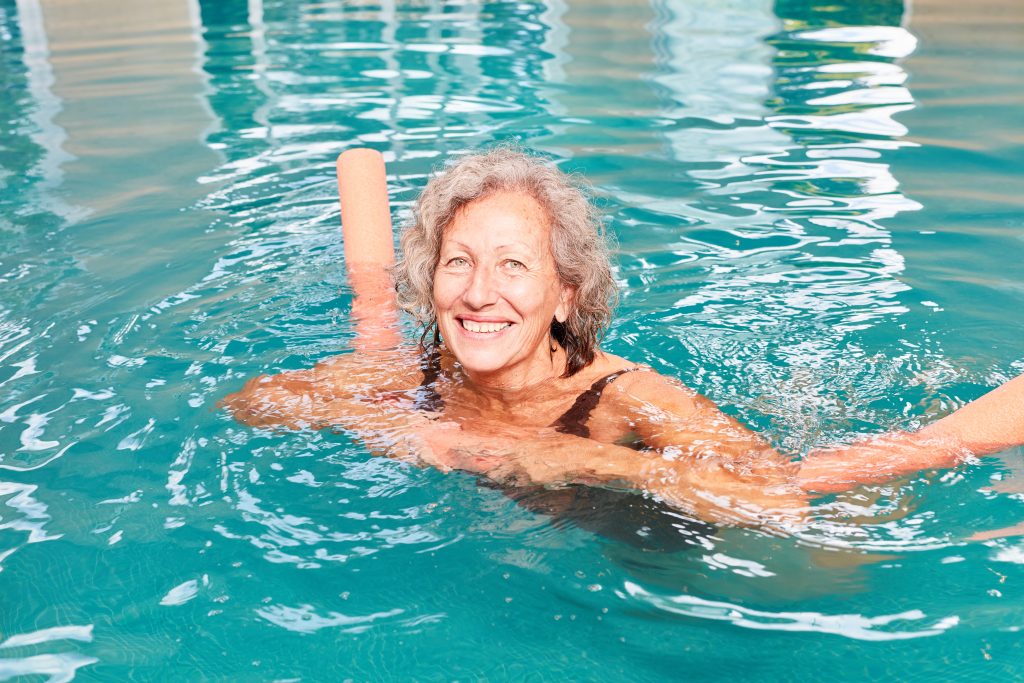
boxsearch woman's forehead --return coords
[445,191,553,245]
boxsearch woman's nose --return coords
[463,266,498,309]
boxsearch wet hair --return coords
[393,147,616,377]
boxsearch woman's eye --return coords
[446,257,468,267]
[505,260,525,270]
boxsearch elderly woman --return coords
[223,147,1024,527]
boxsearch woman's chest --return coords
[437,387,639,445]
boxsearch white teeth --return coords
[461,320,510,333]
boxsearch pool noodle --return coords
[337,148,395,272]
[336,148,400,349]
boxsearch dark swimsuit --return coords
[550,369,635,438]
[415,353,715,550]
[415,346,635,435]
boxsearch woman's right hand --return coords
[414,419,809,526]
[642,451,809,527]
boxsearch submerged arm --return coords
[221,360,809,524]
[518,370,811,523]
[798,372,1024,493]
[467,369,1024,518]
[415,417,806,526]
[220,354,373,430]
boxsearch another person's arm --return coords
[798,372,1024,493]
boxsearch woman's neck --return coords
[447,345,569,407]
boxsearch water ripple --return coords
[1,0,1022,678]
[620,580,958,641]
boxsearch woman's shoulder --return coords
[587,352,657,383]
[588,352,700,403]
[587,351,642,375]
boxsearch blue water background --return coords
[1,0,1023,679]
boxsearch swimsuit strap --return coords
[551,368,636,439]
[417,353,636,427]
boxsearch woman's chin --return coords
[453,350,515,378]
[443,327,551,383]
[444,328,515,372]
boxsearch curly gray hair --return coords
[393,147,616,377]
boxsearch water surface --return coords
[2,0,1023,680]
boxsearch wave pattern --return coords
[1,0,1024,680]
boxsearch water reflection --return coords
[0,481,62,553]
[620,579,959,640]
[599,0,936,458]
[6,0,78,223]
[655,0,789,169]
[2,0,1024,678]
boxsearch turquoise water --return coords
[2,0,1024,679]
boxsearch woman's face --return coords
[433,191,573,387]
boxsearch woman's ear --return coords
[554,285,576,324]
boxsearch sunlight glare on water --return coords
[1,0,1023,679]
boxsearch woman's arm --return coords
[415,417,807,526]
[220,351,424,437]
[222,151,405,430]
[530,370,809,522]
[798,372,1024,493]
[617,367,1024,496]
[336,148,401,351]
[608,370,795,475]
[439,369,1024,516]
[222,360,807,524]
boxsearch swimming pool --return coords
[2,0,1023,679]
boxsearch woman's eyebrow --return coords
[443,240,535,253]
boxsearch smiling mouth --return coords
[459,319,512,334]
